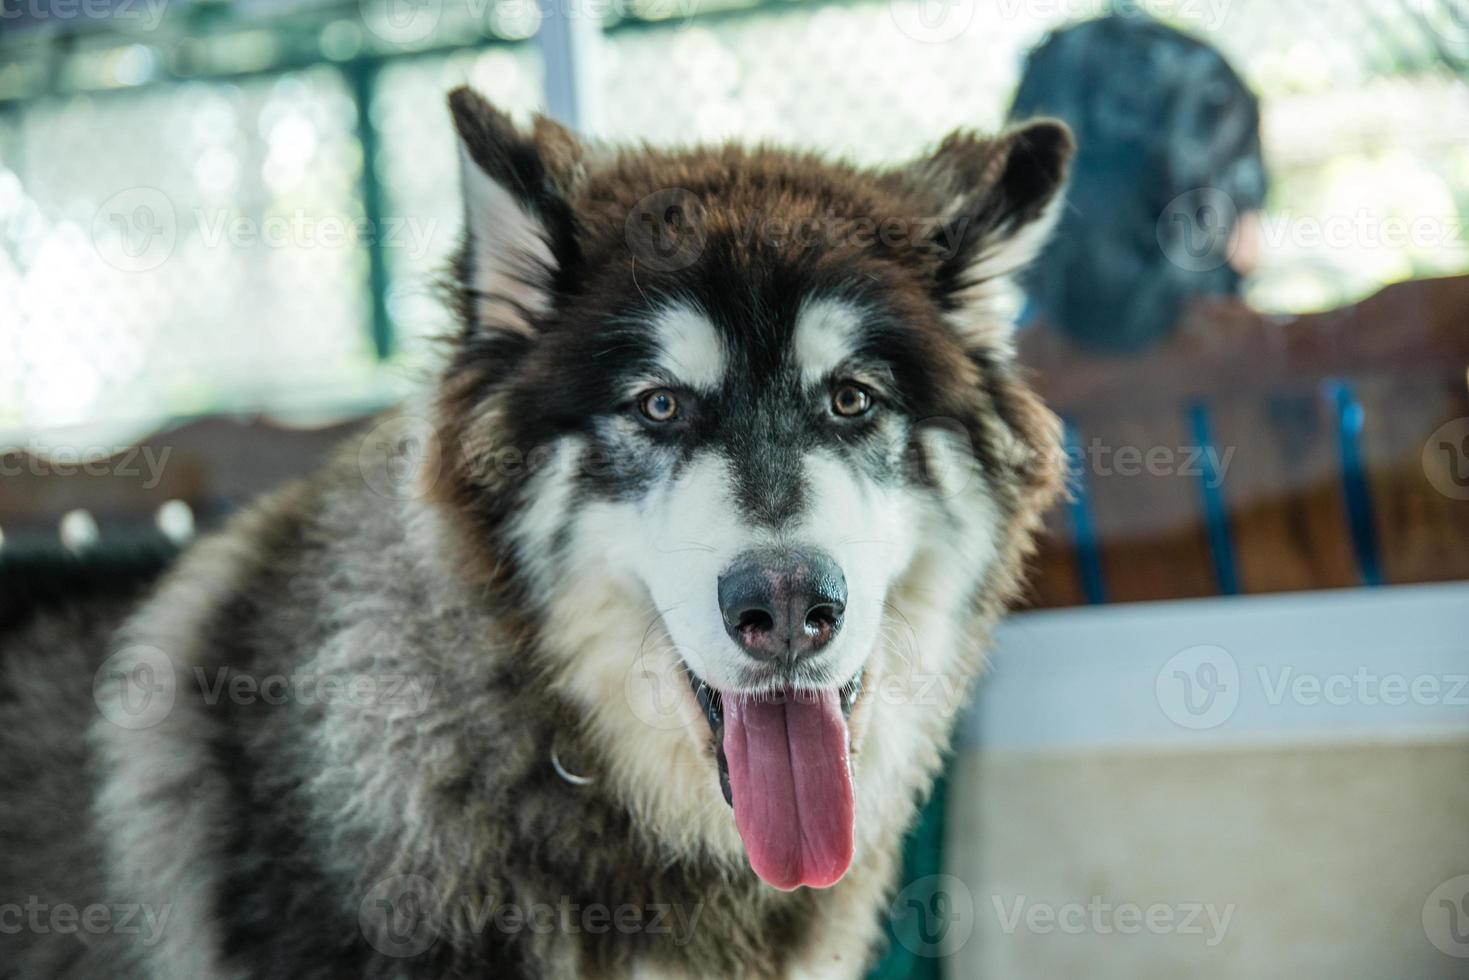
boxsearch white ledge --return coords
[962,581,1469,752]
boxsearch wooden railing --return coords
[1018,274,1469,607]
[0,415,366,548]
[2,276,1467,608]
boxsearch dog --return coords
[0,88,1071,978]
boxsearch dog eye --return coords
[831,384,874,418]
[639,389,680,423]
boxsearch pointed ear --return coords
[448,87,584,337]
[891,119,1073,347]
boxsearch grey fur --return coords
[0,96,1071,979]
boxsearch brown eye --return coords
[831,384,873,418]
[639,389,680,423]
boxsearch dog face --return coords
[431,89,1070,889]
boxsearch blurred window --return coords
[0,0,1465,440]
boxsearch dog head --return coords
[431,88,1070,890]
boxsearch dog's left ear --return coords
[889,119,1074,347]
[449,87,585,338]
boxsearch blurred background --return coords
[2,0,1468,977]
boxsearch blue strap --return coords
[1329,380,1383,587]
[1189,401,1240,596]
[1062,418,1108,605]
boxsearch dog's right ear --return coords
[449,87,583,337]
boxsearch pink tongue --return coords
[722,688,854,891]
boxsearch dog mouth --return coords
[687,669,863,891]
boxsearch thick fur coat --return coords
[0,90,1071,978]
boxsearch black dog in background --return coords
[1012,14,1268,353]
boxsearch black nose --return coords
[717,549,847,663]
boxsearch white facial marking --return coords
[560,444,920,698]
[793,298,865,386]
[602,452,756,688]
[508,437,582,588]
[650,303,725,390]
[789,451,920,685]
[459,144,557,335]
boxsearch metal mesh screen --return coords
[600,0,1469,314]
[1,0,1467,439]
[1,66,374,436]
[373,44,544,368]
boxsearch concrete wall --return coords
[940,738,1469,979]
